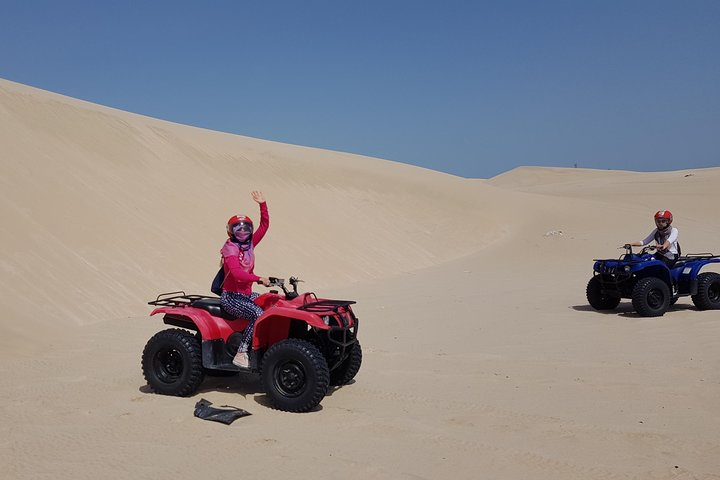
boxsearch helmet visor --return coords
[655,218,671,228]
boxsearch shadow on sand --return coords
[138,372,263,397]
[571,302,698,318]
[139,373,354,413]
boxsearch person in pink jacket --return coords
[220,190,271,368]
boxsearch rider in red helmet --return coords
[626,210,680,267]
[220,191,271,368]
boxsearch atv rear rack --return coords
[148,291,216,307]
[680,253,718,260]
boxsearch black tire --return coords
[631,277,671,317]
[586,277,621,310]
[330,340,362,386]
[261,338,329,412]
[142,329,205,396]
[691,272,720,310]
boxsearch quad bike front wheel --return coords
[142,329,205,396]
[691,272,720,311]
[586,276,621,310]
[632,277,671,317]
[261,338,329,412]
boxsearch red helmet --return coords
[226,215,253,237]
[654,210,673,230]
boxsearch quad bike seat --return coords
[191,297,237,321]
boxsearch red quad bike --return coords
[142,277,361,412]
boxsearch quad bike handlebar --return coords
[257,276,303,300]
[621,244,658,255]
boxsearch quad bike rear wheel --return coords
[632,277,671,317]
[586,276,621,310]
[142,329,205,396]
[330,340,362,386]
[261,338,329,412]
[691,272,720,311]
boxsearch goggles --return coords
[232,223,253,233]
[655,218,671,226]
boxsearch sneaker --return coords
[232,351,250,368]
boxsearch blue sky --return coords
[1,1,718,178]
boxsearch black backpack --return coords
[210,263,225,296]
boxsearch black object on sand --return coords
[194,398,251,425]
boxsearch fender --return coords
[633,264,672,286]
[150,306,246,341]
[254,292,283,310]
[685,258,720,278]
[681,258,720,295]
[252,306,329,350]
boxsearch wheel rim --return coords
[154,348,184,383]
[709,283,720,303]
[647,288,665,310]
[273,360,307,398]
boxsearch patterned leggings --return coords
[220,291,263,353]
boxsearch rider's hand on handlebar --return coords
[257,277,272,287]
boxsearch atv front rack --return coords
[297,299,357,313]
[148,291,216,307]
[594,257,646,264]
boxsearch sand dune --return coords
[0,79,513,331]
[1,78,719,479]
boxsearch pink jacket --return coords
[220,202,269,294]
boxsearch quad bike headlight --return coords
[322,315,331,326]
[624,265,631,272]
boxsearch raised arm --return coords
[251,190,269,245]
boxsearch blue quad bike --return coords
[587,245,720,317]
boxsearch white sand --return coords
[1,78,719,479]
